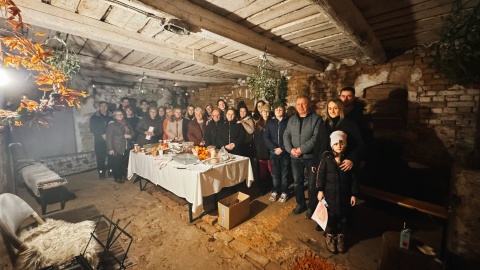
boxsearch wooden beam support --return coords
[108,0,326,72]
[310,0,387,64]
[13,0,253,76]
[78,55,236,84]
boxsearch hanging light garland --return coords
[247,49,288,106]
[0,0,87,127]
[247,50,278,105]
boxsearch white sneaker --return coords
[278,193,288,203]
[269,192,278,202]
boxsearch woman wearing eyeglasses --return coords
[106,110,135,183]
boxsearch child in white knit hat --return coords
[315,130,358,254]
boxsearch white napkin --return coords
[186,163,213,173]
[154,155,172,169]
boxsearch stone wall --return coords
[188,84,254,110]
[186,52,479,168]
[448,162,480,267]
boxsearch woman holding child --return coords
[312,98,365,254]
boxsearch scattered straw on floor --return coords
[291,250,336,270]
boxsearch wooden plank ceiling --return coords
[4,0,461,89]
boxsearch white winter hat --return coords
[330,130,347,147]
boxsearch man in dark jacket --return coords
[90,101,112,179]
[204,108,226,149]
[340,87,374,148]
[264,104,290,202]
[117,97,130,115]
[136,107,163,146]
[283,96,322,215]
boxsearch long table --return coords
[127,152,254,221]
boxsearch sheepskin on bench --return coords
[16,219,100,270]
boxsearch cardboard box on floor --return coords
[218,192,250,230]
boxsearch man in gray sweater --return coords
[283,96,323,215]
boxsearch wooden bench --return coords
[359,185,448,219]
[9,143,68,215]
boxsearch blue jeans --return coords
[270,153,290,194]
[291,158,313,207]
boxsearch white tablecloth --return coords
[127,153,254,214]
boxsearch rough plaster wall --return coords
[354,70,390,97]
[71,77,176,153]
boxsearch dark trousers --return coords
[110,150,129,180]
[257,159,272,192]
[270,153,290,194]
[325,214,347,235]
[94,140,109,173]
[307,170,319,212]
[291,158,313,207]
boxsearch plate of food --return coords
[192,146,211,161]
[201,155,230,165]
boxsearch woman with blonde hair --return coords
[162,108,173,140]
[311,98,365,229]
[166,107,188,141]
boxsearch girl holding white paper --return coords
[316,130,358,254]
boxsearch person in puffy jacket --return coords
[283,96,324,216]
[316,130,358,254]
[264,103,290,202]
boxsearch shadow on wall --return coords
[363,86,453,206]
[11,107,77,159]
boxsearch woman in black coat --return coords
[217,107,245,155]
[106,110,134,183]
[312,98,365,171]
[254,104,271,193]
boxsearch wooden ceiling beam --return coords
[79,69,205,88]
[109,0,326,72]
[310,0,387,63]
[78,55,236,84]
[13,0,253,76]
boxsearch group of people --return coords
[90,87,373,254]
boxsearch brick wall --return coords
[188,84,255,110]
[286,53,478,167]
[189,52,479,167]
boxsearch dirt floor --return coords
[1,170,445,269]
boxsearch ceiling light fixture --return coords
[162,19,190,35]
